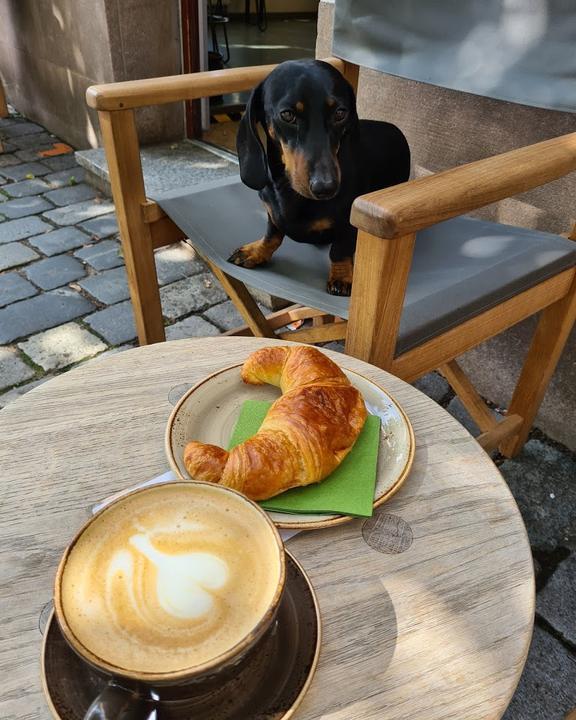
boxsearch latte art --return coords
[127,534,229,619]
[59,484,282,675]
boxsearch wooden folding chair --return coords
[0,75,8,118]
[86,58,576,459]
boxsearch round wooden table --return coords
[0,337,534,719]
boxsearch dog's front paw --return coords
[228,239,277,268]
[228,246,258,268]
[327,279,352,296]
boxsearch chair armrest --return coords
[86,58,345,111]
[351,132,576,239]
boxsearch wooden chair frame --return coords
[0,75,8,118]
[87,58,576,458]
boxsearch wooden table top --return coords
[0,337,534,719]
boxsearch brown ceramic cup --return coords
[53,482,286,720]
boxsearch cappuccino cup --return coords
[53,481,286,719]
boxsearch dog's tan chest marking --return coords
[309,218,334,233]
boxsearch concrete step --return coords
[75,139,239,196]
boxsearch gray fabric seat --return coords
[155,176,576,355]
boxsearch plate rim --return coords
[165,362,415,530]
[41,549,321,720]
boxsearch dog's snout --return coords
[309,176,339,200]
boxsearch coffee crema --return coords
[58,483,283,675]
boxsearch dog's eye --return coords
[334,107,348,122]
[280,109,297,124]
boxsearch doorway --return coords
[197,1,319,153]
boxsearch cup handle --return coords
[83,682,158,720]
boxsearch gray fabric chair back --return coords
[333,0,576,112]
[316,0,576,237]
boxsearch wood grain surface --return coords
[0,338,534,720]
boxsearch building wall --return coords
[0,0,184,148]
[317,0,576,450]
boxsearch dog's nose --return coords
[309,177,338,200]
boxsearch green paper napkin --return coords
[228,400,380,517]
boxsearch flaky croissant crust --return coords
[183,346,367,500]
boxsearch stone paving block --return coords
[0,242,40,271]
[0,376,51,410]
[78,266,129,304]
[44,167,86,189]
[14,149,46,162]
[0,216,52,244]
[24,255,86,290]
[160,273,227,320]
[0,288,96,344]
[446,396,503,437]
[43,183,96,207]
[77,213,118,239]
[0,116,21,128]
[537,554,576,646]
[203,300,244,331]
[502,625,576,720]
[41,154,78,172]
[43,198,114,226]
[166,316,220,341]
[0,271,38,307]
[413,372,451,404]
[155,244,206,286]
[0,195,53,219]
[18,322,107,371]
[11,132,55,150]
[500,439,576,551]
[84,300,137,345]
[28,227,89,256]
[0,153,20,168]
[2,178,51,198]
[0,162,50,182]
[0,347,35,391]
[74,239,123,270]
[321,341,345,354]
[1,121,44,137]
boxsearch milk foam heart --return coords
[128,534,228,619]
[59,484,282,675]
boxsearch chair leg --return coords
[207,261,276,338]
[500,272,576,457]
[98,110,165,345]
[0,77,8,117]
[439,359,498,433]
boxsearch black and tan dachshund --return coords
[229,59,411,296]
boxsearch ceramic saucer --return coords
[42,551,320,720]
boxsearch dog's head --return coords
[237,60,358,200]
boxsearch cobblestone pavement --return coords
[1,112,575,719]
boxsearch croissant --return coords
[183,346,367,501]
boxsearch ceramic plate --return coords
[166,363,415,529]
[42,551,320,720]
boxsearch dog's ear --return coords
[237,82,268,190]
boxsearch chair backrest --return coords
[317,0,576,237]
